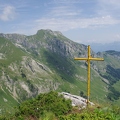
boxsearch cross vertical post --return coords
[74,45,104,106]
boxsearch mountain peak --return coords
[36,29,63,37]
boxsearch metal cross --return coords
[74,45,104,106]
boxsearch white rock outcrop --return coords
[61,92,94,109]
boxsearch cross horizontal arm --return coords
[74,58,88,60]
[74,58,104,61]
[89,58,104,61]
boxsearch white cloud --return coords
[98,0,120,7]
[97,0,120,17]
[53,0,90,4]
[35,15,119,32]
[0,5,16,21]
[49,6,81,18]
[14,15,119,35]
[33,0,120,32]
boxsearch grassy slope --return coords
[28,30,108,102]
[39,49,108,103]
[0,86,19,113]
[0,37,27,112]
[96,52,120,103]
[0,91,120,120]
[21,31,120,104]
[25,31,109,104]
[113,80,120,104]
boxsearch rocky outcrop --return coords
[61,92,94,109]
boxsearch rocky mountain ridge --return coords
[0,29,88,57]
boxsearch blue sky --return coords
[0,0,120,44]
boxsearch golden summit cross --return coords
[74,45,104,106]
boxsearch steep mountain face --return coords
[0,29,120,112]
[0,30,87,57]
[96,51,120,102]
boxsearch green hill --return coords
[0,29,120,113]
[0,91,120,120]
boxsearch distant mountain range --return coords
[89,42,120,52]
[0,29,120,113]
